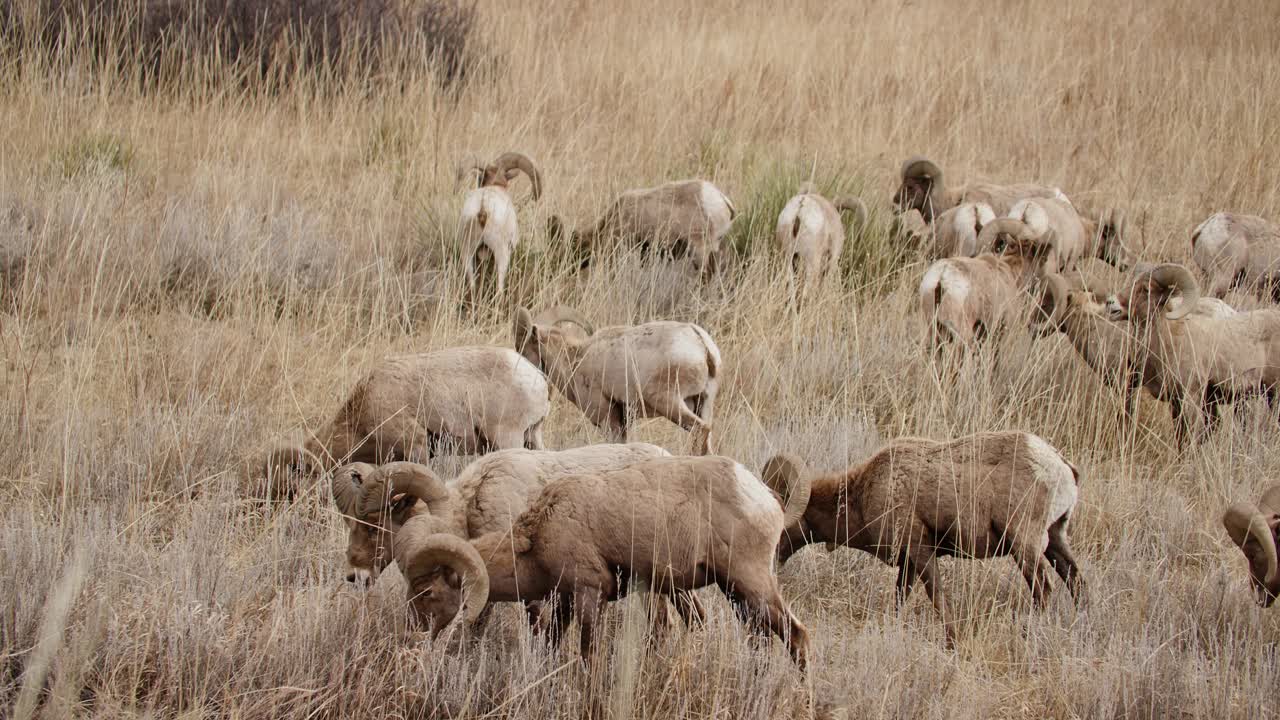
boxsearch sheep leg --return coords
[646,392,713,456]
[917,556,955,648]
[1044,519,1085,605]
[523,420,545,450]
[494,250,510,298]
[895,556,921,608]
[1013,544,1056,609]
[725,580,809,671]
[1200,387,1224,440]
[573,587,606,659]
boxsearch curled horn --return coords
[977,218,1033,254]
[901,156,943,185]
[1223,502,1278,585]
[762,454,812,529]
[532,305,595,335]
[493,152,542,200]
[835,196,869,230]
[1149,264,1200,320]
[331,462,376,516]
[358,462,453,520]
[395,523,490,625]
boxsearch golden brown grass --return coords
[4,0,1280,717]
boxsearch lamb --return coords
[388,455,811,668]
[254,346,549,500]
[762,430,1084,645]
[1104,263,1280,448]
[774,185,866,305]
[892,155,1068,224]
[513,306,720,455]
[1191,212,1280,300]
[547,179,735,277]
[1222,483,1280,607]
[918,218,1055,354]
[457,152,542,300]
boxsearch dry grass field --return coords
[4,0,1280,717]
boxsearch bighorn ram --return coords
[1223,483,1280,607]
[389,455,811,667]
[775,184,866,303]
[256,346,549,500]
[1105,264,1280,448]
[1191,212,1280,300]
[457,152,542,298]
[918,218,1055,353]
[1036,272,1235,421]
[764,430,1084,645]
[548,179,736,277]
[892,156,1068,224]
[514,307,720,454]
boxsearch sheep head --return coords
[762,453,817,563]
[353,462,456,575]
[513,306,596,373]
[395,521,490,633]
[893,156,945,222]
[248,444,324,501]
[331,462,380,583]
[1223,485,1280,607]
[468,152,542,199]
[1109,263,1200,323]
[1034,273,1110,337]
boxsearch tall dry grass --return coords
[3,0,1280,717]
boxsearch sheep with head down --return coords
[763,430,1084,646]
[388,454,811,668]
[252,345,549,501]
[774,182,866,306]
[1191,212,1280,301]
[514,306,720,455]
[1223,483,1280,607]
[457,152,542,300]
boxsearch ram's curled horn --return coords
[1223,502,1278,584]
[396,525,491,625]
[493,152,543,200]
[901,156,943,182]
[762,454,812,529]
[834,196,869,229]
[1149,263,1200,320]
[358,462,453,519]
[977,217,1032,252]
[331,462,376,516]
[533,306,596,335]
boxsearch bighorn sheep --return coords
[1191,212,1280,300]
[764,430,1084,645]
[1004,197,1089,273]
[774,185,866,305]
[1223,483,1280,607]
[256,346,549,500]
[547,179,736,277]
[513,307,720,455]
[918,218,1055,353]
[925,201,996,259]
[1105,264,1280,448]
[389,455,811,667]
[1036,272,1235,421]
[457,152,542,298]
[892,156,1068,224]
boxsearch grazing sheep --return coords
[1005,197,1089,273]
[256,346,549,500]
[918,218,1056,354]
[548,179,735,277]
[1036,273,1235,421]
[1105,264,1280,448]
[926,201,996,259]
[514,306,720,455]
[390,455,811,668]
[1191,212,1280,300]
[763,431,1084,645]
[892,155,1068,224]
[1223,483,1280,607]
[775,184,866,305]
[457,152,542,299]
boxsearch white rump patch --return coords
[1009,199,1051,238]
[921,261,971,304]
[1193,213,1231,252]
[733,464,783,529]
[1023,434,1077,524]
[700,182,735,234]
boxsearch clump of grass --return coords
[54,134,133,178]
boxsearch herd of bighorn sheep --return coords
[247,151,1280,675]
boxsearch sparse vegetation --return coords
[3,1,1280,718]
